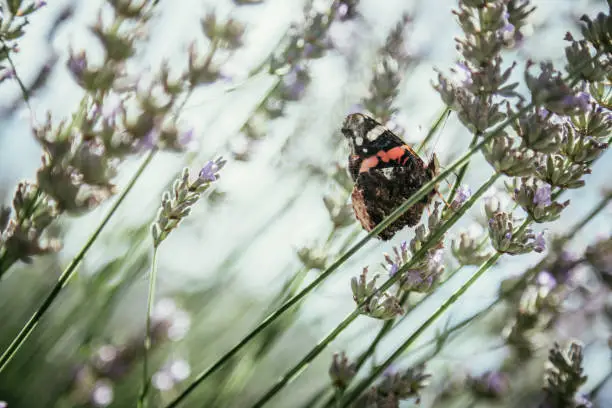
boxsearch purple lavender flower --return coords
[533,183,552,206]
[0,68,15,82]
[504,231,512,240]
[453,184,472,207]
[389,263,399,276]
[400,240,408,254]
[282,64,309,100]
[534,231,546,253]
[559,92,591,113]
[199,161,220,182]
[452,62,473,87]
[35,0,47,8]
[0,401,6,408]
[67,51,87,79]
[470,371,509,398]
[500,12,515,34]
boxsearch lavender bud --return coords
[487,212,540,255]
[329,352,356,389]
[535,154,590,189]
[152,158,225,246]
[512,178,569,223]
[452,230,491,266]
[482,134,537,177]
[297,246,328,270]
[542,342,589,408]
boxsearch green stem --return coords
[446,131,480,205]
[415,107,451,154]
[0,149,157,373]
[138,245,160,408]
[248,173,500,408]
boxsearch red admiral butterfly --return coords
[342,113,439,241]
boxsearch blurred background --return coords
[0,0,611,407]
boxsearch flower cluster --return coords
[355,364,430,407]
[152,158,226,247]
[485,196,544,255]
[351,267,404,320]
[0,1,245,278]
[452,228,491,266]
[351,203,446,319]
[328,351,356,390]
[65,298,191,407]
[233,1,354,160]
[435,0,530,134]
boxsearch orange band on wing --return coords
[359,156,379,173]
[358,145,419,173]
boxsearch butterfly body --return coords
[341,113,438,241]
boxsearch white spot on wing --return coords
[381,167,395,180]
[355,136,363,146]
[366,125,385,141]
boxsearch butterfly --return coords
[341,113,439,240]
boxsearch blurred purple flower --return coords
[67,51,87,79]
[536,270,557,290]
[500,12,515,34]
[533,183,552,206]
[453,184,472,207]
[560,92,591,113]
[452,62,472,87]
[534,231,546,253]
[282,64,309,100]
[0,68,15,82]
[389,263,399,276]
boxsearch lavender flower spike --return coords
[152,156,227,247]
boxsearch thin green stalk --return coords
[446,131,480,204]
[0,149,157,373]
[249,173,500,408]
[164,104,523,407]
[415,107,451,154]
[340,252,502,406]
[137,246,159,408]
